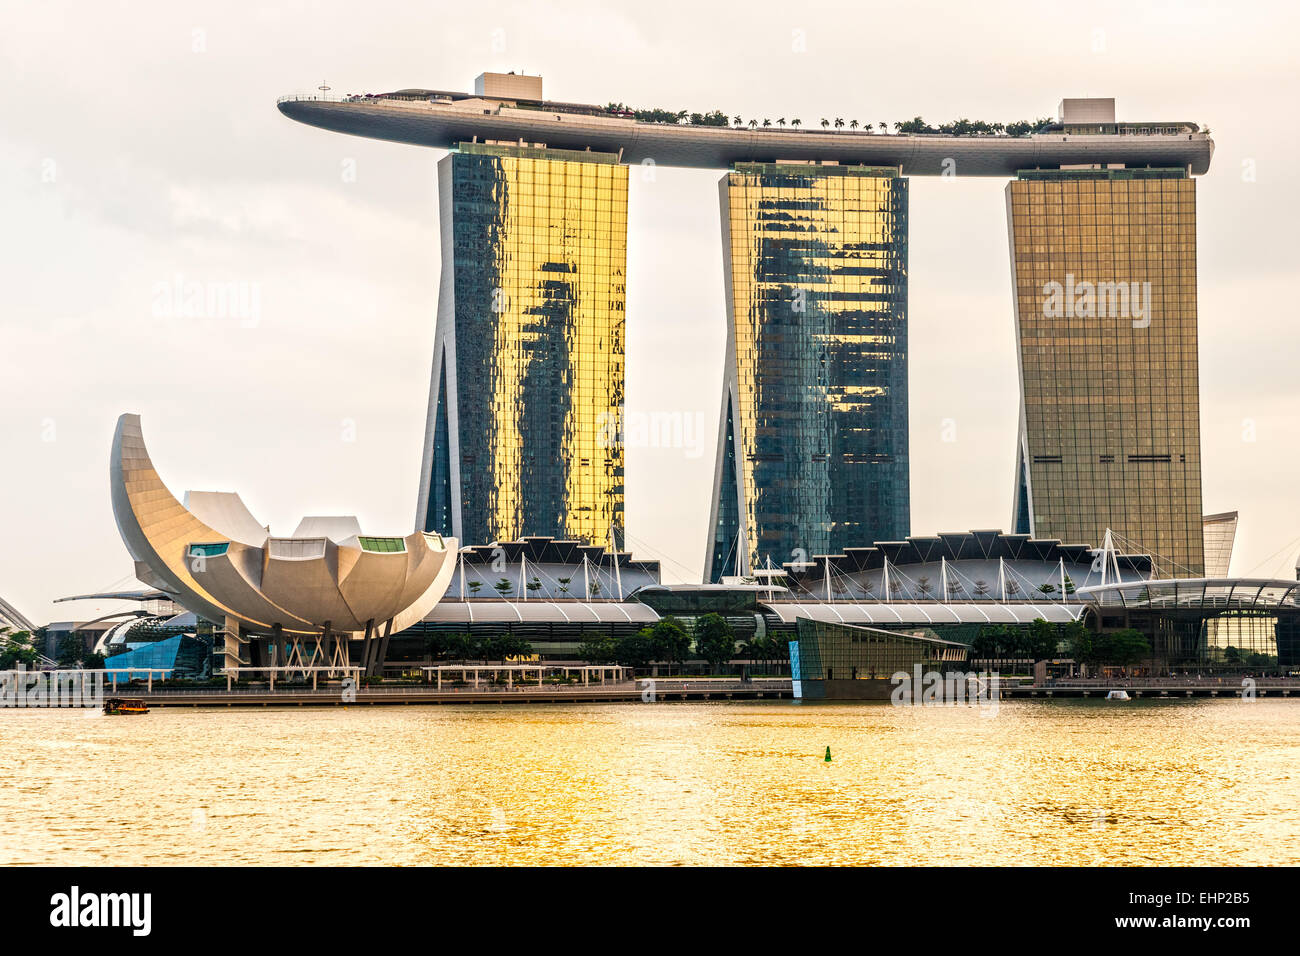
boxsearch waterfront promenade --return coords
[10,668,1299,708]
[64,675,1300,706]
[101,677,795,707]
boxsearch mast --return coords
[610,526,623,601]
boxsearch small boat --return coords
[103,697,149,715]
[1105,690,1131,701]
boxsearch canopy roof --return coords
[761,602,1086,626]
[1075,578,1300,611]
[425,601,659,625]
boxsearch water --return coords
[1,699,1297,865]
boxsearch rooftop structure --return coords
[278,83,1213,176]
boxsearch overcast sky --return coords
[4,0,1299,626]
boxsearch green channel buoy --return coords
[824,746,832,763]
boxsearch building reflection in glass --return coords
[417,143,628,548]
[707,163,909,580]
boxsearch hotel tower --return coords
[411,78,629,548]
[705,163,910,581]
[1008,99,1205,575]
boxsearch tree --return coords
[614,630,655,668]
[748,119,758,129]
[762,118,771,128]
[526,577,543,595]
[916,576,933,598]
[648,616,691,675]
[578,635,616,664]
[791,118,802,129]
[1100,629,1150,669]
[467,579,483,595]
[497,634,534,663]
[1026,618,1060,662]
[894,116,938,134]
[973,580,990,597]
[776,117,786,128]
[689,110,729,127]
[435,632,475,662]
[694,613,735,673]
[834,117,844,129]
[849,119,859,130]
[56,631,85,667]
[820,118,830,129]
[0,629,38,669]
[557,577,571,594]
[732,115,742,126]
[1062,620,1090,665]
[493,578,513,597]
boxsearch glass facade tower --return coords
[415,143,628,548]
[705,163,909,581]
[1007,168,1204,575]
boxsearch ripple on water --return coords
[0,700,1298,864]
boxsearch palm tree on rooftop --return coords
[777,117,786,128]
[879,121,889,132]
[849,119,859,130]
[791,118,802,129]
[733,115,742,126]
[834,117,845,129]
[820,118,829,129]
[748,118,758,129]
[762,118,772,127]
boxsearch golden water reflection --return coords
[1,700,1296,865]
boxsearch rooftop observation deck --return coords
[277,89,1214,176]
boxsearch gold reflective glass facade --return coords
[1008,169,1204,575]
[421,144,627,547]
[707,164,909,581]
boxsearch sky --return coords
[3,0,1299,627]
